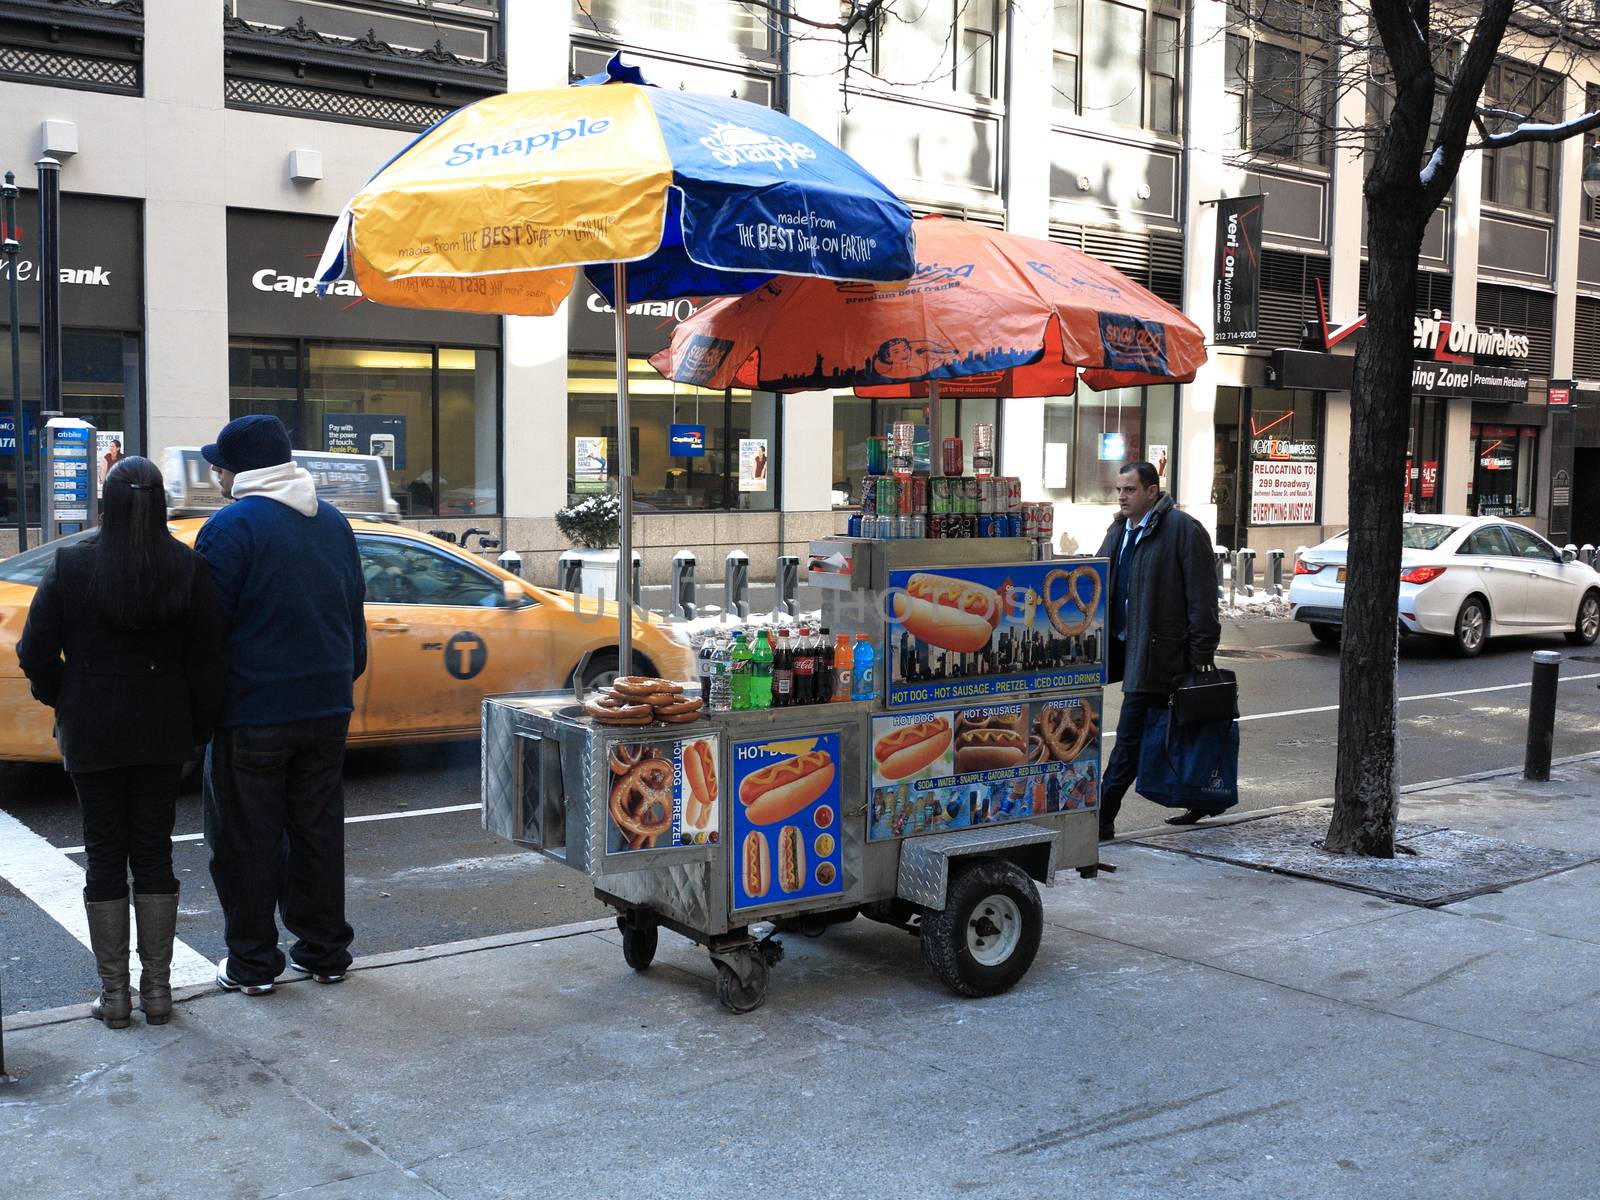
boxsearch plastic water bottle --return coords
[708,639,733,713]
[751,628,774,709]
[851,632,876,701]
[730,632,753,711]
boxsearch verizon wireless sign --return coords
[1413,312,1530,361]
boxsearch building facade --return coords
[2,0,1596,574]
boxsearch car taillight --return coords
[1294,560,1323,575]
[1400,566,1447,584]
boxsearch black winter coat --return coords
[1096,494,1221,695]
[16,539,227,772]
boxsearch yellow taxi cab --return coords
[0,449,693,764]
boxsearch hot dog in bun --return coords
[890,573,1003,654]
[953,727,1027,773]
[684,739,717,827]
[738,751,836,825]
[777,826,805,893]
[743,830,771,899]
[874,718,953,780]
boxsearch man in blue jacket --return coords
[198,415,366,996]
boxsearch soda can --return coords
[1006,477,1022,511]
[907,474,927,514]
[930,476,951,514]
[897,514,914,539]
[912,514,926,539]
[976,478,995,514]
[927,513,944,539]
[859,475,877,514]
[848,512,862,537]
[866,435,888,476]
[877,476,899,516]
[1008,512,1024,537]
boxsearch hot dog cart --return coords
[482,536,1109,1013]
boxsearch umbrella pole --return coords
[613,263,633,676]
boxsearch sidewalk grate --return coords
[1132,807,1598,907]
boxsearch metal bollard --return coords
[775,554,800,618]
[497,548,524,578]
[1235,548,1257,599]
[671,549,697,620]
[1583,544,1597,568]
[1267,548,1286,597]
[557,550,582,594]
[1524,650,1562,781]
[724,549,750,620]
[630,550,642,608]
[1214,545,1229,603]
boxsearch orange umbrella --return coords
[648,217,1205,397]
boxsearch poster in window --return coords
[739,438,768,492]
[96,431,125,494]
[1213,195,1263,345]
[1149,444,1169,486]
[1249,460,1317,525]
[575,436,608,492]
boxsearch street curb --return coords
[1,915,617,1034]
[1112,749,1600,844]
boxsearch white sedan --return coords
[1289,514,1600,656]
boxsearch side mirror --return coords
[502,579,526,608]
[1562,548,1577,563]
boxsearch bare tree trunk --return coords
[1324,190,1427,857]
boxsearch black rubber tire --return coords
[920,859,1043,998]
[1452,596,1489,658]
[714,955,768,1014]
[620,921,658,971]
[1565,590,1600,646]
[1308,623,1341,647]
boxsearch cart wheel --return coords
[920,859,1043,998]
[714,954,769,1014]
[620,920,658,971]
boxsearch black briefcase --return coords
[1169,668,1239,726]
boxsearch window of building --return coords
[1405,396,1447,515]
[568,358,778,511]
[227,339,500,517]
[1468,423,1539,517]
[1475,283,1554,376]
[1587,85,1600,227]
[1213,386,1320,545]
[871,0,1001,98]
[1,330,144,533]
[1481,62,1560,215]
[1223,0,1334,165]
[1053,0,1180,133]
[1041,383,1176,505]
[576,0,771,52]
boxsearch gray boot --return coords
[84,895,132,1029]
[134,892,179,1025]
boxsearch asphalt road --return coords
[4,614,1598,1017]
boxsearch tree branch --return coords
[1421,0,1515,210]
[1476,108,1600,149]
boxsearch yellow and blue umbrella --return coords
[314,55,914,671]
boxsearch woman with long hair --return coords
[18,455,225,1028]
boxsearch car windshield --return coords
[1402,524,1455,550]
[0,529,96,586]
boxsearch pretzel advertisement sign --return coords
[731,732,845,910]
[884,560,1107,708]
[604,735,721,855]
[868,696,1100,842]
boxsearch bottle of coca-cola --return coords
[773,628,794,707]
[793,625,816,706]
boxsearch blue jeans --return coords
[203,715,353,985]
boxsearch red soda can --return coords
[908,474,927,514]
[941,437,964,477]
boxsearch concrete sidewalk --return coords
[5,758,1599,1200]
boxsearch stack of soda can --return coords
[846,437,1026,541]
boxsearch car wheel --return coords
[1308,623,1341,647]
[1452,596,1488,657]
[1566,590,1600,646]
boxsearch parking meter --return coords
[42,416,97,538]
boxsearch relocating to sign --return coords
[1250,459,1317,525]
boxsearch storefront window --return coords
[1,330,144,530]
[1042,382,1176,505]
[567,357,778,511]
[227,338,500,517]
[1405,396,1446,514]
[1468,423,1539,517]
[1214,386,1321,546]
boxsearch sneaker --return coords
[215,957,274,996]
[288,959,347,985]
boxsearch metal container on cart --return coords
[483,540,1111,1013]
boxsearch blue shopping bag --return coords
[1137,709,1240,813]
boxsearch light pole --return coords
[2,170,26,551]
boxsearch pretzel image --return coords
[609,758,674,847]
[1036,703,1097,762]
[609,743,650,776]
[1042,566,1102,637]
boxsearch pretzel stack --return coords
[583,676,705,726]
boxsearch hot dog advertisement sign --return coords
[605,735,721,855]
[731,733,844,910]
[867,697,1100,842]
[884,561,1108,708]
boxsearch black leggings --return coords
[72,765,184,902]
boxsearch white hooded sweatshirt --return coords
[229,460,319,517]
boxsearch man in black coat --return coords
[1096,461,1221,838]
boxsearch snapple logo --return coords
[700,122,817,170]
[444,116,612,167]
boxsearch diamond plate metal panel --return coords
[480,698,521,842]
[896,824,1061,910]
